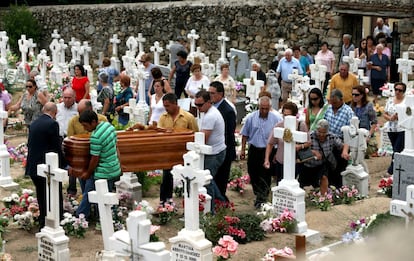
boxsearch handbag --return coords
[297,147,314,163]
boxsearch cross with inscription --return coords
[171,149,212,231]
[274,116,308,186]
[37,152,67,229]
[391,184,414,228]
[397,52,414,85]
[88,179,119,251]
[396,95,414,153]
[187,29,199,55]
[150,41,163,66]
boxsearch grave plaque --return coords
[171,241,204,261]
[392,153,414,200]
[38,234,69,261]
[272,188,297,216]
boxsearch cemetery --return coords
[1,0,414,260]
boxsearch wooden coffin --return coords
[63,128,194,177]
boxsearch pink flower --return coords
[212,245,229,259]
[150,225,160,235]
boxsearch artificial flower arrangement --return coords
[308,185,361,211]
[212,235,238,260]
[258,206,298,234]
[2,189,39,231]
[156,201,176,225]
[378,176,393,198]
[262,246,296,260]
[63,194,80,215]
[60,212,88,238]
[227,165,250,195]
[7,142,28,167]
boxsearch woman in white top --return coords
[214,63,236,103]
[148,79,166,125]
[185,64,210,98]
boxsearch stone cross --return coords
[342,51,361,74]
[217,31,229,62]
[297,76,312,108]
[273,116,308,186]
[187,29,199,55]
[243,70,264,101]
[391,185,414,228]
[150,41,163,66]
[51,29,60,40]
[397,52,414,85]
[136,33,146,55]
[123,98,137,124]
[396,95,414,154]
[18,34,29,66]
[0,100,17,190]
[37,152,67,229]
[58,39,68,65]
[70,39,82,66]
[186,132,212,171]
[122,50,136,77]
[27,38,36,57]
[80,41,91,67]
[126,36,138,58]
[309,59,327,90]
[357,69,369,86]
[274,38,288,50]
[171,150,212,231]
[341,116,369,166]
[68,37,78,65]
[288,69,303,102]
[88,179,119,251]
[37,49,50,84]
[110,34,121,57]
[49,38,61,69]
[0,32,8,79]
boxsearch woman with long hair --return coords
[71,64,90,102]
[305,88,328,131]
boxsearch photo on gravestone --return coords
[392,153,414,200]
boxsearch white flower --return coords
[22,189,33,195]
[11,194,19,202]
[27,196,34,203]
[63,212,73,218]
[2,197,11,202]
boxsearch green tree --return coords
[2,5,41,53]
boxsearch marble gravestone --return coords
[0,31,9,79]
[341,117,369,197]
[243,70,264,101]
[390,185,414,228]
[36,152,69,261]
[109,34,121,72]
[170,136,213,261]
[229,48,249,79]
[115,172,142,204]
[396,52,414,85]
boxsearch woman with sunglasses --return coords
[9,79,48,125]
[305,88,328,131]
[383,82,406,175]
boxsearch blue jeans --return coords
[76,176,95,218]
[205,150,226,211]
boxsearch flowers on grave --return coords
[212,235,238,260]
[309,190,333,211]
[63,194,80,215]
[47,81,63,102]
[333,185,360,205]
[156,201,176,225]
[262,247,296,260]
[2,189,39,230]
[201,200,246,245]
[149,225,160,242]
[234,82,246,94]
[7,142,28,167]
[227,165,250,195]
[134,200,155,219]
[173,178,184,198]
[378,176,393,198]
[199,194,207,212]
[112,193,132,231]
[308,185,361,211]
[6,51,18,68]
[244,97,258,114]
[259,208,298,233]
[60,212,88,238]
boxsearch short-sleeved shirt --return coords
[327,73,359,104]
[67,113,107,137]
[200,106,226,154]
[241,111,282,148]
[276,57,303,82]
[97,86,114,113]
[315,50,335,73]
[324,104,354,138]
[370,53,390,80]
[90,121,120,180]
[158,108,198,132]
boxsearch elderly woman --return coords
[368,44,390,103]
[315,42,336,94]
[214,63,236,102]
[114,74,134,126]
[185,64,210,98]
[97,72,114,121]
[9,79,48,125]
[303,119,350,194]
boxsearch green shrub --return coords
[234,213,265,243]
[2,5,41,53]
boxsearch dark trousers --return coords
[247,145,272,204]
[160,169,173,203]
[388,131,405,174]
[31,175,63,229]
[214,149,234,198]
[67,175,78,195]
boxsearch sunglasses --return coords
[352,93,361,96]
[194,103,205,107]
[310,97,320,101]
[26,85,33,88]
[395,88,404,92]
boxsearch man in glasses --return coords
[194,90,227,209]
[327,62,358,104]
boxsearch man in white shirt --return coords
[373,18,391,38]
[56,88,78,139]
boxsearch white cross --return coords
[274,38,288,50]
[341,117,369,166]
[88,179,119,251]
[186,132,212,170]
[0,32,8,61]
[309,59,327,90]
[18,34,29,66]
[51,29,60,40]
[71,40,82,65]
[150,41,163,65]
[171,150,212,231]
[123,98,137,124]
[397,52,414,85]
[27,38,36,57]
[391,185,414,228]
[187,29,199,54]
[217,31,230,61]
[37,49,50,83]
[49,39,61,67]
[58,39,67,65]
[80,41,92,66]
[342,51,361,74]
[357,69,369,85]
[166,40,174,68]
[273,116,308,186]
[121,51,136,78]
[243,70,264,101]
[288,69,303,100]
[126,36,138,57]
[136,33,146,54]
[297,76,312,108]
[37,152,68,229]
[110,34,121,57]
[396,95,414,154]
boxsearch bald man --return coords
[67,99,107,137]
[56,88,78,138]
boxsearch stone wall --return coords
[24,0,414,71]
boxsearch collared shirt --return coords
[327,73,359,103]
[241,111,282,148]
[276,57,303,82]
[158,108,199,132]
[67,113,108,137]
[324,104,354,138]
[56,102,78,137]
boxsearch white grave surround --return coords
[108,210,170,260]
[390,184,414,228]
[115,171,142,203]
[36,152,69,261]
[271,116,320,241]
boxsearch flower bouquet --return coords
[309,190,333,211]
[227,165,250,195]
[60,213,88,238]
[212,235,238,260]
[156,202,176,224]
[260,208,298,233]
[262,247,296,260]
[378,176,393,198]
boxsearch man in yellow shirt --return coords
[327,62,358,104]
[158,93,198,205]
[67,99,107,137]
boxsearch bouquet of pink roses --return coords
[212,235,238,260]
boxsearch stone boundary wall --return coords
[21,0,414,71]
